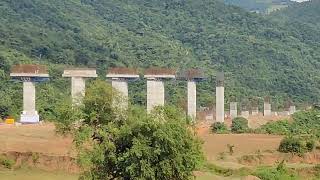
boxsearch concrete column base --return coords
[20,111,39,123]
[230,102,237,119]
[264,103,272,116]
[241,111,250,119]
[216,86,224,123]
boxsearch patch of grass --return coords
[32,152,40,164]
[203,163,233,177]
[254,161,299,180]
[211,122,229,134]
[238,155,259,164]
[0,155,15,169]
[216,152,227,160]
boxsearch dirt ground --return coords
[201,133,282,161]
[0,124,73,156]
[0,122,318,180]
[0,122,282,160]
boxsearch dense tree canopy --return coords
[55,80,204,180]
[0,0,320,118]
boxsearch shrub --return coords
[278,136,305,154]
[211,122,229,134]
[0,156,15,169]
[306,140,315,152]
[55,80,204,180]
[257,120,291,135]
[231,117,249,133]
[254,161,298,180]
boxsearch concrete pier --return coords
[289,105,296,115]
[181,69,204,121]
[63,68,97,104]
[216,72,224,123]
[251,107,259,116]
[106,68,139,109]
[10,64,49,123]
[264,96,271,116]
[144,68,175,113]
[23,82,36,115]
[187,81,197,120]
[230,102,238,119]
[241,111,250,119]
[240,101,250,119]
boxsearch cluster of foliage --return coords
[211,122,229,134]
[0,156,15,169]
[231,117,249,133]
[257,108,320,138]
[1,0,320,118]
[55,80,204,180]
[254,160,298,180]
[278,136,315,154]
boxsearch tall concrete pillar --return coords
[251,107,259,116]
[111,79,129,99]
[230,102,237,119]
[63,68,97,104]
[264,103,271,116]
[147,79,165,112]
[263,96,271,116]
[107,68,139,109]
[241,101,250,119]
[241,110,250,119]
[144,68,175,113]
[187,80,197,120]
[23,81,36,115]
[181,69,204,121]
[71,77,86,101]
[10,64,49,123]
[216,72,224,123]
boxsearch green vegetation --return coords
[278,136,314,154]
[257,108,320,138]
[211,122,229,134]
[55,80,204,180]
[231,117,249,133]
[254,161,298,180]
[1,0,320,118]
[0,155,15,169]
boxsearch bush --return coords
[254,161,298,180]
[257,120,291,135]
[306,139,315,152]
[211,122,229,134]
[0,156,15,169]
[55,80,204,180]
[278,136,305,154]
[231,117,249,133]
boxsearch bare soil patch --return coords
[0,123,73,156]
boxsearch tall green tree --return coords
[55,80,204,180]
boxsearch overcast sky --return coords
[292,0,309,2]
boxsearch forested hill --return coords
[0,0,320,118]
[271,0,320,44]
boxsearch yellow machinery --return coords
[5,117,15,124]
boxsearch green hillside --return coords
[0,0,320,119]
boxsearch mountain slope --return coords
[0,0,319,118]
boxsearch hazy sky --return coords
[292,0,309,2]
